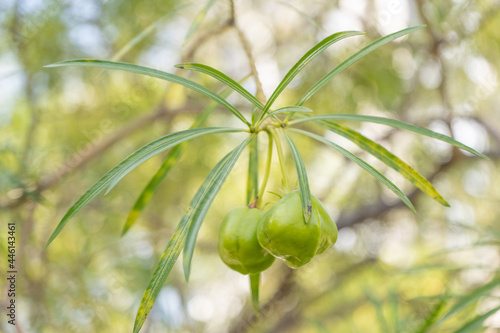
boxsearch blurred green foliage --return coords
[1,0,500,332]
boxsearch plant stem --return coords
[257,132,274,207]
[270,128,290,192]
[229,0,266,104]
[246,136,259,205]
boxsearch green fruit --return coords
[314,196,338,255]
[257,190,338,268]
[218,207,275,275]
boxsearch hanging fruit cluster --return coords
[218,190,338,273]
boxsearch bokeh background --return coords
[1,0,500,332]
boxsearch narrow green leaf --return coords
[104,128,242,193]
[438,277,500,324]
[389,290,400,333]
[259,30,364,119]
[123,145,184,236]
[133,211,190,333]
[291,128,416,213]
[250,273,260,313]
[110,3,194,62]
[290,114,488,159]
[45,59,251,126]
[414,297,448,333]
[122,88,235,235]
[45,127,243,248]
[275,1,327,32]
[182,136,252,281]
[175,63,265,109]
[283,132,312,222]
[247,136,259,205]
[454,305,500,333]
[297,26,426,106]
[320,121,449,206]
[262,106,312,122]
[184,0,218,45]
[364,288,390,333]
[133,137,251,333]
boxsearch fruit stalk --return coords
[269,128,290,192]
[257,132,274,208]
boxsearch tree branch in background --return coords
[0,102,204,210]
[229,0,266,103]
[182,20,233,63]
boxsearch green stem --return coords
[246,136,259,205]
[270,128,290,192]
[249,273,260,313]
[257,132,273,207]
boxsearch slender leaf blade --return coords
[175,63,265,109]
[261,30,364,115]
[104,128,242,193]
[291,128,415,212]
[276,1,326,32]
[184,0,218,45]
[133,137,250,333]
[263,106,312,121]
[454,305,500,333]
[45,127,242,247]
[291,114,488,158]
[364,288,390,333]
[45,60,251,126]
[438,277,500,324]
[182,136,252,281]
[298,26,426,106]
[283,132,312,222]
[321,121,449,206]
[122,144,184,236]
[415,297,448,333]
[122,90,233,235]
[133,213,189,333]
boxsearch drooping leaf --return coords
[258,30,364,121]
[182,136,252,281]
[283,132,312,222]
[290,114,488,158]
[250,273,260,312]
[45,127,243,248]
[122,88,235,235]
[297,26,426,106]
[291,128,415,212]
[175,63,265,109]
[319,121,449,206]
[133,137,251,333]
[45,60,251,126]
[184,0,218,45]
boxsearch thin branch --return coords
[182,21,233,63]
[0,102,203,209]
[229,0,266,103]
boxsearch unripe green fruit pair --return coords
[218,190,338,274]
